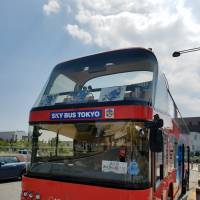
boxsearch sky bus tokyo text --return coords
[50,110,102,120]
[22,48,190,200]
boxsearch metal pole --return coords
[172,46,200,57]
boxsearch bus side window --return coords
[155,151,163,185]
[155,134,168,186]
[155,73,169,113]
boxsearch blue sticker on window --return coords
[128,160,139,175]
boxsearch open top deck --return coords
[33,48,158,109]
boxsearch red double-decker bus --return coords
[21,48,190,200]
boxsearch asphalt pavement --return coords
[0,180,21,200]
[183,164,200,200]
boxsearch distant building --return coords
[0,131,28,142]
[182,117,200,153]
[183,117,200,132]
[189,132,200,152]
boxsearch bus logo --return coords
[105,108,114,119]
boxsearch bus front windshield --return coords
[29,121,150,189]
[35,69,153,107]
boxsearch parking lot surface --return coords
[0,180,21,200]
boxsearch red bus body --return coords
[22,48,189,200]
[22,176,152,200]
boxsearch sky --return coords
[0,0,200,132]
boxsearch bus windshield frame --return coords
[28,121,151,189]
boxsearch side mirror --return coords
[149,129,163,152]
[155,118,163,129]
[147,114,164,153]
[144,117,163,129]
[153,114,163,128]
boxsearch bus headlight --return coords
[23,191,28,197]
[29,192,33,198]
[35,193,41,200]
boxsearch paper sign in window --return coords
[102,160,127,174]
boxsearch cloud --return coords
[65,24,92,44]
[175,95,200,117]
[43,0,200,117]
[43,0,60,15]
[63,0,200,52]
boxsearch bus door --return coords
[177,145,182,186]
[181,144,186,194]
[177,144,187,194]
[151,145,164,191]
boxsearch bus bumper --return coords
[21,176,152,200]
